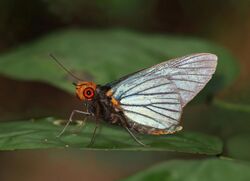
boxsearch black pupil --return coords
[86,90,91,96]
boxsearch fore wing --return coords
[109,53,217,129]
[110,53,217,107]
[163,53,217,106]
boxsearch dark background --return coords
[0,0,250,180]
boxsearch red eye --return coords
[83,87,95,99]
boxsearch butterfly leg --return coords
[112,113,147,147]
[87,103,101,147]
[87,118,100,147]
[57,110,91,137]
[124,127,147,147]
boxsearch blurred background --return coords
[0,0,250,180]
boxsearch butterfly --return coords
[51,53,218,146]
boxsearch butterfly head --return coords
[75,81,97,101]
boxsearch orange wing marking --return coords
[106,89,121,109]
[149,126,183,135]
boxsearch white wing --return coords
[110,53,217,129]
[117,76,182,129]
[163,53,217,106]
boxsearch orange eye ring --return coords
[83,87,95,100]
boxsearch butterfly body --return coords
[78,83,173,135]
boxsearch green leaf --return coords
[0,118,222,154]
[182,102,250,160]
[227,133,250,161]
[0,29,239,99]
[214,99,250,113]
[122,159,250,181]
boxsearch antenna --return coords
[49,53,82,81]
